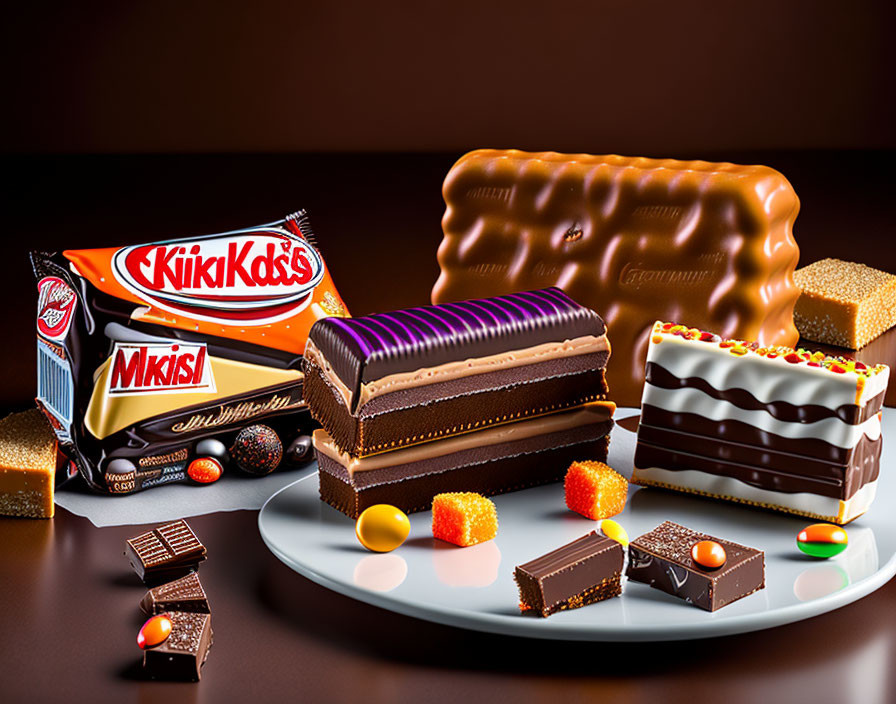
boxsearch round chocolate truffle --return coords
[286,434,313,464]
[196,438,229,466]
[230,424,283,475]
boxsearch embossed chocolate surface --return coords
[433,149,801,406]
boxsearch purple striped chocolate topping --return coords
[306,287,606,397]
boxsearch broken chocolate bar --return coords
[315,402,615,518]
[626,521,765,611]
[434,149,801,406]
[140,572,210,615]
[303,287,609,457]
[143,611,213,681]
[514,530,623,617]
[125,519,207,585]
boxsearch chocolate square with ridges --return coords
[125,519,207,585]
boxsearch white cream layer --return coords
[632,466,878,524]
[642,384,881,448]
[646,329,890,408]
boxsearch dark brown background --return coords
[2,4,896,703]
[2,1,895,154]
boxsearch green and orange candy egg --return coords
[797,523,848,558]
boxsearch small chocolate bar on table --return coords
[125,519,207,585]
[143,611,213,681]
[626,521,765,612]
[514,530,624,617]
[140,572,210,615]
[302,287,610,458]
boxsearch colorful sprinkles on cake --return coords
[653,322,886,379]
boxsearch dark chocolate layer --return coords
[515,531,623,617]
[318,432,611,518]
[323,418,614,490]
[636,422,882,498]
[646,362,884,424]
[639,405,870,465]
[634,438,881,500]
[626,521,765,612]
[304,351,608,456]
[307,287,606,399]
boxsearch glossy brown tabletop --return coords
[1,153,895,703]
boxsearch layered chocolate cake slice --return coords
[302,287,610,457]
[633,323,890,524]
[315,402,615,518]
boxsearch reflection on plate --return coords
[353,554,408,592]
[793,527,878,602]
[260,409,896,641]
[432,540,501,587]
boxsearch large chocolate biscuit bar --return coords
[433,150,801,406]
[303,287,609,457]
[314,402,614,518]
[633,323,890,524]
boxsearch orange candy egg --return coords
[187,457,223,484]
[137,613,172,649]
[691,540,727,569]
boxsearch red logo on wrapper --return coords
[36,277,77,341]
[108,342,216,396]
[111,227,325,325]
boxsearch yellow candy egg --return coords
[601,518,629,547]
[355,504,411,552]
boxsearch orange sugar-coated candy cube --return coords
[432,492,498,547]
[564,461,628,520]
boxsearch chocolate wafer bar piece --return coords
[140,572,210,615]
[125,519,207,585]
[315,402,614,518]
[634,322,889,524]
[303,287,609,458]
[626,521,765,611]
[514,530,623,617]
[143,611,213,681]
[794,258,896,349]
[434,149,801,406]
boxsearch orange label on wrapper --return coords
[63,219,348,354]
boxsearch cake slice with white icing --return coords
[633,322,889,524]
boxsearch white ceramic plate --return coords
[258,408,896,641]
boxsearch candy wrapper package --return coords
[31,210,348,494]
